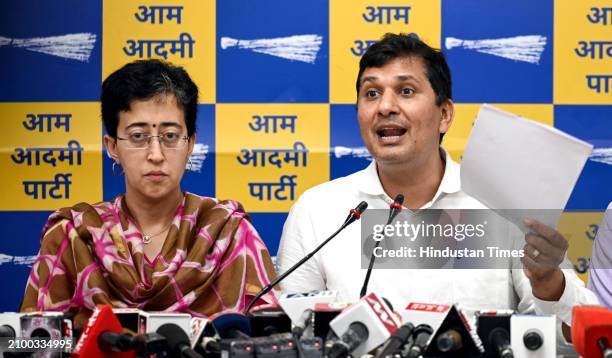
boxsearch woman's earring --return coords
[112,161,124,176]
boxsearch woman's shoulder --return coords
[43,197,121,231]
[183,192,250,218]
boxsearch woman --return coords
[21,59,277,326]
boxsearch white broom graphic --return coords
[0,32,97,62]
[590,147,612,166]
[445,35,547,64]
[0,253,37,267]
[333,146,372,160]
[186,143,209,173]
[220,34,323,64]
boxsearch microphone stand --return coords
[360,195,404,298]
[244,201,369,314]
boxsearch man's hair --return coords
[356,33,452,106]
[101,59,198,138]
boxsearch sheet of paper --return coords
[460,104,593,230]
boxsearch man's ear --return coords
[439,99,455,135]
[104,134,119,162]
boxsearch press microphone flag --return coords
[401,302,483,356]
[72,304,135,358]
[330,292,401,357]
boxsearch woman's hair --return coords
[101,59,199,138]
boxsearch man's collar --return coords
[357,147,461,201]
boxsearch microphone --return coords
[572,305,612,358]
[139,311,192,335]
[523,330,543,350]
[488,328,513,358]
[97,331,132,352]
[360,194,404,298]
[247,304,292,337]
[243,201,368,314]
[436,328,463,352]
[600,338,612,358]
[313,302,351,340]
[210,312,252,339]
[292,309,313,338]
[477,310,514,358]
[72,304,135,358]
[278,290,338,324]
[157,323,203,358]
[375,322,414,358]
[0,313,23,338]
[405,324,433,358]
[510,314,555,357]
[112,308,141,336]
[97,331,168,355]
[329,292,401,358]
[328,322,369,358]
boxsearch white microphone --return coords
[329,292,401,357]
[510,315,556,358]
[0,312,24,338]
[278,290,338,324]
[139,312,192,338]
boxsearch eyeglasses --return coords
[116,132,190,149]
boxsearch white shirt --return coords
[277,150,598,335]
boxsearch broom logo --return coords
[220,34,323,64]
[0,32,97,62]
[590,147,612,166]
[445,35,547,64]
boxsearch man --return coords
[277,33,598,343]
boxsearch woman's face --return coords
[104,94,195,202]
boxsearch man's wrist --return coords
[530,268,565,301]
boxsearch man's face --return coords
[357,56,453,167]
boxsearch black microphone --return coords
[436,328,464,352]
[405,324,433,358]
[292,308,313,338]
[360,194,404,298]
[243,201,369,314]
[97,331,132,352]
[599,337,612,358]
[522,329,543,351]
[375,322,414,358]
[98,331,168,355]
[489,328,513,358]
[0,325,16,338]
[157,323,203,358]
[328,322,369,358]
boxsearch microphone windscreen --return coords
[356,201,368,214]
[572,305,612,358]
[157,323,190,354]
[210,312,252,338]
[394,194,404,205]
